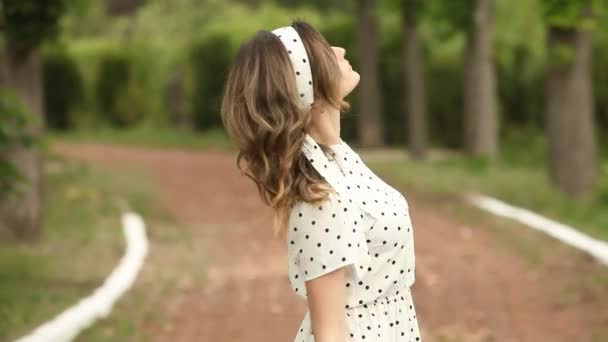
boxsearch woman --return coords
[221,20,421,342]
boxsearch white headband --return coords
[271,26,314,110]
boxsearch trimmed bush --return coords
[113,75,148,128]
[43,50,84,130]
[189,33,233,131]
[95,51,145,128]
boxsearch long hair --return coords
[221,20,350,239]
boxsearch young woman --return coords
[221,20,421,342]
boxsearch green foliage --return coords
[271,0,353,12]
[594,43,608,135]
[62,0,109,38]
[499,124,546,166]
[189,33,233,131]
[43,50,85,130]
[0,0,65,53]
[542,0,606,67]
[496,45,545,127]
[493,0,546,128]
[379,21,406,146]
[596,161,608,204]
[425,56,465,148]
[541,0,597,28]
[400,0,426,24]
[111,0,223,46]
[95,51,130,120]
[113,74,148,128]
[46,0,608,149]
[426,0,475,36]
[320,16,359,140]
[549,40,578,66]
[66,40,179,129]
[0,88,40,193]
[94,50,145,128]
[57,0,326,130]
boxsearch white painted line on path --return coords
[15,212,149,342]
[468,193,608,266]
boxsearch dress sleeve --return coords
[287,191,372,282]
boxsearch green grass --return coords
[0,152,201,341]
[48,126,233,151]
[367,153,608,242]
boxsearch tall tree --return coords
[401,0,428,160]
[542,0,600,197]
[356,0,385,147]
[433,0,499,158]
[0,0,64,239]
[464,0,499,158]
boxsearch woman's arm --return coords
[288,192,371,341]
[305,266,349,342]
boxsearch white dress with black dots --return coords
[286,133,422,342]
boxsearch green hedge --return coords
[43,50,84,130]
[47,2,608,150]
[188,33,233,131]
[95,51,135,127]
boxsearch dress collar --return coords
[301,133,347,190]
[301,133,381,221]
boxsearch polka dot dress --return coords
[286,133,422,341]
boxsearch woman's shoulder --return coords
[286,189,374,282]
[289,191,342,222]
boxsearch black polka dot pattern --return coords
[289,191,373,283]
[286,133,421,341]
[271,26,314,110]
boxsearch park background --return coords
[1,0,608,341]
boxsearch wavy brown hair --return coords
[221,20,350,239]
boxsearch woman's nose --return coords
[332,46,346,59]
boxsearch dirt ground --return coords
[54,142,608,342]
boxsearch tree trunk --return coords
[403,17,428,160]
[545,12,599,197]
[166,66,191,130]
[0,49,45,240]
[356,0,384,147]
[463,0,498,158]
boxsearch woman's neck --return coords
[306,101,341,146]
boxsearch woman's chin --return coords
[339,71,361,97]
[350,72,361,88]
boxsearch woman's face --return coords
[331,46,360,98]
